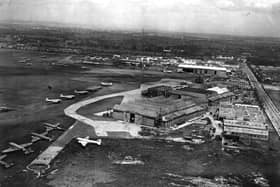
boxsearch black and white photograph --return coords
[0,0,280,186]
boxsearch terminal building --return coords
[112,96,206,128]
[178,64,228,77]
[219,103,269,141]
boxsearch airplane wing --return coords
[0,155,7,160]
[2,142,32,153]
[2,147,19,153]
[45,126,54,132]
[31,136,41,143]
[78,140,88,147]
[17,142,33,148]
[32,131,49,136]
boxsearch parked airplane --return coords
[74,90,89,95]
[2,142,33,154]
[45,97,62,104]
[60,94,75,100]
[31,132,53,142]
[0,155,14,168]
[76,136,102,147]
[44,122,64,131]
[163,69,172,73]
[100,82,113,86]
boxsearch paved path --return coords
[27,121,96,175]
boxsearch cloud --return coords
[0,0,279,37]
[215,0,236,9]
[0,0,11,6]
[215,0,280,13]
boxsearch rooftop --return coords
[208,92,234,102]
[219,103,265,123]
[178,64,227,71]
[162,106,205,121]
[224,119,267,130]
[207,87,229,94]
[171,87,215,95]
[113,96,197,118]
[224,119,268,136]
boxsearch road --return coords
[244,63,280,137]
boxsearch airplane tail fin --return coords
[79,141,88,147]
[45,126,52,132]
[24,148,34,155]
[96,139,102,145]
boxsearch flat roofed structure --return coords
[208,92,234,106]
[169,87,216,99]
[141,85,172,97]
[223,119,268,141]
[219,103,264,122]
[219,103,268,141]
[178,64,227,71]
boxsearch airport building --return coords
[178,64,228,77]
[225,78,252,91]
[223,119,269,141]
[219,103,268,141]
[112,96,206,128]
[169,87,215,100]
[141,85,172,97]
[208,92,235,106]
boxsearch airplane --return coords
[44,122,64,131]
[59,94,75,100]
[100,82,113,86]
[76,136,102,147]
[45,97,62,104]
[74,90,89,95]
[86,86,102,92]
[31,132,53,142]
[18,59,27,63]
[163,69,172,73]
[2,142,34,154]
[0,155,14,168]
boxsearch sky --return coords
[0,0,280,37]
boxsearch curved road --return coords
[64,89,142,137]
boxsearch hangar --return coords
[178,64,228,77]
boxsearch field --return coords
[0,49,195,185]
[2,49,280,186]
